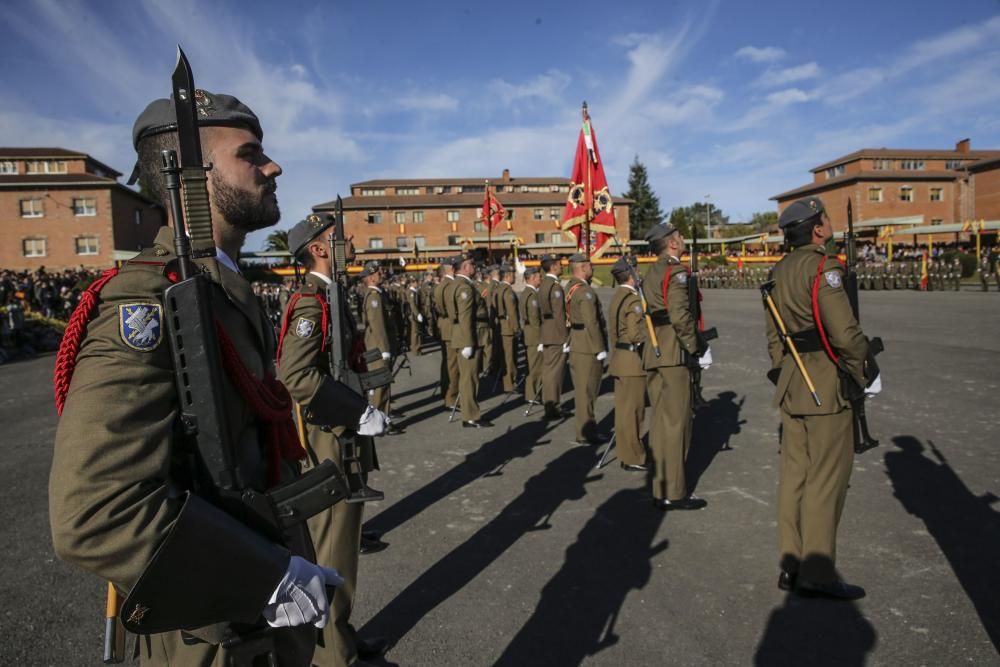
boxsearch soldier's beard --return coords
[210,171,280,232]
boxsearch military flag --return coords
[483,181,508,230]
[559,102,617,258]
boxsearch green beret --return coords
[611,256,634,276]
[132,89,263,150]
[644,222,677,243]
[359,260,382,278]
[778,197,825,229]
[568,253,589,264]
[523,266,540,277]
[288,214,332,257]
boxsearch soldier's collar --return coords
[308,271,332,286]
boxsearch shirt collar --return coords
[215,247,240,275]
[621,284,638,293]
[545,273,559,279]
[524,284,538,292]
[457,274,473,283]
[309,271,332,286]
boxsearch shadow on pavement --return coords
[884,435,1000,652]
[688,390,746,494]
[494,486,667,666]
[361,442,604,644]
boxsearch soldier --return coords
[951,257,962,291]
[418,272,436,342]
[994,248,1000,289]
[452,255,493,427]
[434,259,459,408]
[405,275,423,354]
[608,256,648,471]
[642,223,709,511]
[565,253,609,445]
[278,217,389,666]
[520,267,544,404]
[981,253,992,291]
[495,264,521,393]
[538,254,571,420]
[884,261,896,291]
[477,266,497,378]
[50,87,343,664]
[360,261,402,435]
[765,196,878,600]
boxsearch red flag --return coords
[560,104,616,258]
[483,183,508,231]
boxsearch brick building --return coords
[0,148,165,270]
[312,169,632,260]
[771,139,1000,235]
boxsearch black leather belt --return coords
[615,342,642,352]
[542,314,553,320]
[648,310,671,326]
[570,323,585,330]
[788,328,823,354]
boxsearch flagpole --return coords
[486,179,492,262]
[583,102,592,260]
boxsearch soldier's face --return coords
[205,127,282,232]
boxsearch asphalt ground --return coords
[2,288,998,666]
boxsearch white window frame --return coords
[533,208,544,221]
[22,237,47,257]
[0,160,16,174]
[868,187,883,203]
[20,198,43,218]
[900,186,913,203]
[73,197,97,217]
[446,210,460,223]
[369,237,384,249]
[412,210,424,223]
[394,211,407,224]
[75,235,100,255]
[929,188,943,202]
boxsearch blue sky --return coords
[4,0,1000,249]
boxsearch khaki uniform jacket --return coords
[419,282,435,321]
[539,274,569,345]
[436,277,455,341]
[642,255,697,369]
[363,286,391,357]
[496,282,521,336]
[565,277,607,354]
[765,244,869,416]
[50,226,314,651]
[451,275,479,349]
[608,285,646,378]
[520,285,542,347]
[406,287,420,323]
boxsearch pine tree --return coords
[623,156,664,240]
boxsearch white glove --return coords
[562,343,570,354]
[461,346,473,359]
[263,556,344,629]
[381,351,391,361]
[357,405,389,436]
[865,373,882,398]
[699,346,713,370]
[417,314,424,323]
[596,350,607,362]
[536,343,544,353]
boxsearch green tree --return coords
[264,229,290,252]
[623,156,664,239]
[667,202,729,239]
[749,211,778,231]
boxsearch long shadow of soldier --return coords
[390,380,438,403]
[884,435,1000,651]
[687,390,746,494]
[365,419,555,538]
[754,558,878,666]
[494,486,667,666]
[361,444,603,645]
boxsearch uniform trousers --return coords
[613,375,646,465]
[457,348,482,421]
[646,365,691,501]
[409,318,421,353]
[569,351,602,441]
[442,343,459,408]
[524,343,542,402]
[479,330,494,376]
[500,335,517,392]
[541,345,566,410]
[369,358,391,414]
[778,407,854,584]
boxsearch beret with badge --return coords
[288,214,333,258]
[778,196,826,230]
[132,89,262,151]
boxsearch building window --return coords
[360,188,385,196]
[436,186,452,194]
[945,160,964,170]
[825,165,845,179]
[394,211,407,224]
[413,210,424,223]
[551,232,563,243]
[534,233,546,243]
[473,221,485,232]
[533,208,544,221]
[22,238,46,257]
[494,185,505,193]
[550,184,561,192]
[872,159,893,170]
[396,237,409,249]
[930,188,943,202]
[425,186,434,194]
[20,198,43,218]
[25,160,67,174]
[447,235,460,246]
[73,197,97,216]
[446,210,460,223]
[462,185,485,193]
[395,187,419,195]
[0,160,16,174]
[75,236,99,255]
[900,186,913,202]
[369,237,383,249]
[550,208,560,220]
[868,187,883,203]
[367,212,382,224]
[931,218,943,225]
[900,160,924,171]
[134,209,142,225]
[414,235,426,249]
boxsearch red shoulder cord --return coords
[276,291,329,369]
[811,256,846,364]
[55,268,302,486]
[660,265,706,331]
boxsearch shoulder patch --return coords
[633,305,642,315]
[119,303,163,352]
[553,289,562,298]
[825,271,842,289]
[461,290,469,300]
[295,317,316,338]
[676,272,687,284]
[585,292,593,300]
[369,297,379,308]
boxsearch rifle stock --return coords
[610,235,660,356]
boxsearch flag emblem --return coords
[118,303,163,351]
[295,317,316,338]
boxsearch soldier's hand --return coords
[537,343,544,353]
[263,556,345,630]
[381,351,391,361]
[596,350,607,362]
[461,346,473,359]
[865,373,882,398]
[358,405,389,436]
[562,343,570,354]
[698,346,713,370]
[417,313,424,323]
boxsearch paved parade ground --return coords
[3,288,999,666]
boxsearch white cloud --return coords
[397,93,460,112]
[757,62,821,88]
[735,45,786,64]
[489,70,572,106]
[765,88,815,106]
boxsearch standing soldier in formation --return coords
[405,276,423,354]
[434,259,459,408]
[520,267,544,405]
[994,248,1000,289]
[951,257,962,291]
[495,264,521,393]
[419,272,436,343]
[642,223,709,511]
[538,254,571,420]
[765,196,878,600]
[608,256,649,471]
[452,255,492,427]
[565,254,608,445]
[279,216,388,666]
[360,261,401,434]
[981,253,992,291]
[910,259,921,290]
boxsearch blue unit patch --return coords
[119,303,163,351]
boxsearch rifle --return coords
[760,280,822,407]
[687,218,718,409]
[843,199,884,454]
[610,235,660,357]
[103,583,125,663]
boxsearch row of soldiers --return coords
[700,265,769,289]
[858,258,964,291]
